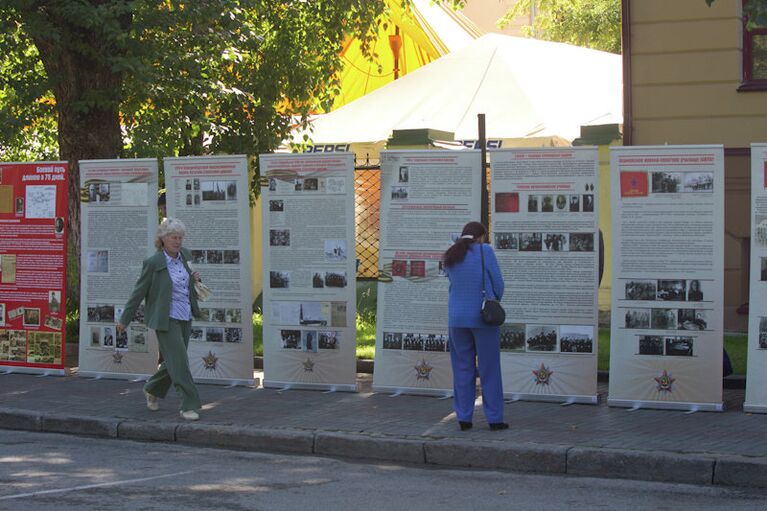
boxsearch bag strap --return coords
[479,242,487,299]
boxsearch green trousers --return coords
[144,319,201,412]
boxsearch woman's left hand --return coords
[192,271,201,282]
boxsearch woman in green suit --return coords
[117,218,203,421]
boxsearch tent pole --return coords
[478,113,488,229]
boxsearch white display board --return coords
[164,155,254,386]
[745,143,767,413]
[608,145,724,411]
[260,153,357,391]
[373,150,482,396]
[78,158,160,379]
[490,148,599,404]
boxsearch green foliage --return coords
[708,1,767,29]
[0,1,387,169]
[499,0,621,54]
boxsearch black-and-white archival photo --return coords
[559,325,594,353]
[526,325,557,352]
[281,329,301,350]
[569,232,594,252]
[382,332,403,350]
[759,317,767,349]
[269,271,290,288]
[625,280,657,300]
[324,239,347,260]
[638,335,664,355]
[494,232,518,250]
[687,279,704,301]
[677,308,707,330]
[519,232,542,252]
[543,233,568,251]
[665,336,694,356]
[391,186,408,200]
[651,308,678,330]
[657,279,686,301]
[651,171,682,193]
[500,323,526,351]
[684,172,714,192]
[624,308,650,329]
[269,229,290,247]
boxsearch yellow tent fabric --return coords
[333,0,482,109]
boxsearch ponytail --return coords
[443,221,487,268]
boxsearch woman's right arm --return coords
[117,259,152,331]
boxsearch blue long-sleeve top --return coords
[445,243,505,328]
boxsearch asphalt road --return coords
[0,430,765,511]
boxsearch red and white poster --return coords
[0,161,69,374]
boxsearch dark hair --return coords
[443,221,487,268]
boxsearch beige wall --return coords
[628,0,766,331]
[460,0,531,36]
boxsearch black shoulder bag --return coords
[479,243,506,326]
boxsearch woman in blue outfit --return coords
[443,221,508,431]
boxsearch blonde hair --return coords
[154,217,187,249]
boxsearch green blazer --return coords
[119,248,201,331]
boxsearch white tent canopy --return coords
[291,33,622,145]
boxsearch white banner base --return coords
[607,398,723,412]
[194,376,257,387]
[743,403,767,414]
[263,380,356,392]
[1,367,68,377]
[77,370,149,381]
[372,384,453,398]
[505,392,598,405]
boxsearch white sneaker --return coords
[179,409,200,421]
[144,391,160,411]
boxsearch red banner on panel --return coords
[0,162,69,371]
[620,171,649,198]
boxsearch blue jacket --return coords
[446,243,505,328]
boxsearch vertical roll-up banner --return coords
[260,153,357,391]
[746,143,767,413]
[78,159,160,379]
[608,145,724,411]
[372,150,482,396]
[0,161,68,375]
[164,155,254,386]
[489,148,599,404]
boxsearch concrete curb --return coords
[176,423,315,454]
[425,439,568,474]
[2,408,766,488]
[567,447,715,485]
[315,431,425,464]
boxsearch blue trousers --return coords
[448,327,504,423]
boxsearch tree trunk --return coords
[30,18,125,310]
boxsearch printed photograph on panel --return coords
[657,280,686,301]
[683,172,714,192]
[519,232,542,252]
[383,332,402,350]
[555,194,567,211]
[651,308,678,330]
[398,166,409,183]
[87,304,115,323]
[638,335,664,355]
[201,181,236,201]
[0,303,4,327]
[541,195,554,212]
[403,333,424,351]
[27,332,60,364]
[424,334,447,352]
[678,309,707,330]
[494,232,518,250]
[569,232,594,252]
[223,250,239,264]
[269,199,284,212]
[22,308,40,327]
[206,327,224,343]
[330,302,347,327]
[760,317,767,349]
[318,330,339,349]
[559,325,594,353]
[582,194,594,212]
[625,280,657,300]
[500,323,525,352]
[495,192,519,213]
[687,279,704,301]
[312,272,324,288]
[569,195,580,212]
[324,271,347,288]
[543,233,568,252]
[6,330,27,361]
[90,326,101,347]
[527,195,539,212]
[48,290,61,313]
[302,330,318,352]
[87,249,109,273]
[391,186,408,200]
[324,239,347,261]
[225,327,242,343]
[102,327,114,347]
[665,336,694,356]
[281,329,301,349]
[129,326,148,352]
[651,172,682,193]
[269,229,290,246]
[115,328,128,350]
[190,327,205,343]
[270,271,290,288]
[624,308,650,329]
[206,250,223,264]
[526,325,558,352]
